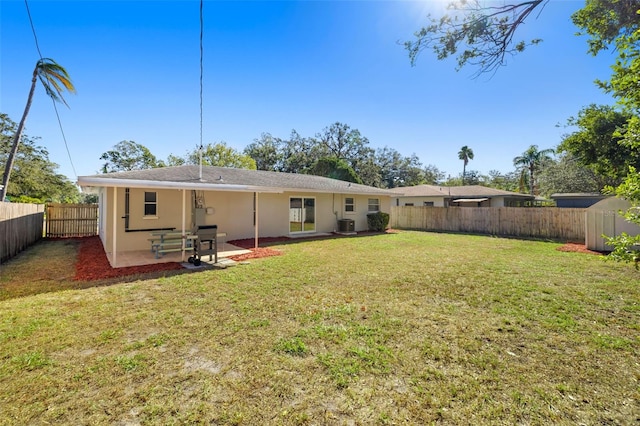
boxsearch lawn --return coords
[0,231,638,424]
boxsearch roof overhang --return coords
[77,177,284,193]
[451,198,490,203]
[77,176,392,197]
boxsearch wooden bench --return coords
[150,233,198,258]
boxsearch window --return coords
[345,197,355,213]
[423,201,434,207]
[405,203,414,206]
[368,198,380,212]
[144,191,157,216]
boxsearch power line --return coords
[199,0,204,180]
[200,0,204,150]
[24,0,78,178]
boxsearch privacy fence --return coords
[45,203,98,238]
[390,206,586,242]
[0,203,45,264]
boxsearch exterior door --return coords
[289,197,315,233]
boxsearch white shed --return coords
[585,197,640,251]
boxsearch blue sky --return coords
[1,0,615,182]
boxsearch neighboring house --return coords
[550,193,608,208]
[389,185,534,207]
[77,165,391,267]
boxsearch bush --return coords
[367,212,389,232]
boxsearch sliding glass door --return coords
[289,197,315,233]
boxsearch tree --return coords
[537,153,602,197]
[513,145,554,195]
[280,130,323,174]
[1,58,75,202]
[244,133,283,171]
[558,104,637,186]
[314,122,372,163]
[375,147,426,188]
[0,113,80,203]
[185,142,256,169]
[405,0,545,76]
[458,146,474,185]
[405,0,640,76]
[100,140,164,173]
[423,164,446,185]
[309,157,362,184]
[600,28,640,267]
[485,170,520,192]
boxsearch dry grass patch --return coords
[0,231,639,424]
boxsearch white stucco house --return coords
[389,184,534,207]
[77,165,391,267]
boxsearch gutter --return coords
[77,177,392,196]
[77,177,283,193]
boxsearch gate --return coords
[46,203,98,238]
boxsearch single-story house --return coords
[389,185,535,207]
[550,193,608,208]
[77,165,391,267]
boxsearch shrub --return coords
[367,212,389,232]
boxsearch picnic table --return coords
[149,231,198,258]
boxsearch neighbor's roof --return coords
[77,165,391,196]
[550,193,607,199]
[389,184,533,199]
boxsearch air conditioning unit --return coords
[338,219,355,232]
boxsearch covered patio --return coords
[104,242,251,268]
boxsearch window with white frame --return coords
[345,197,355,213]
[368,198,380,212]
[144,191,157,216]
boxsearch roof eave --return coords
[77,177,283,193]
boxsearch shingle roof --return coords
[78,165,391,195]
[389,184,533,199]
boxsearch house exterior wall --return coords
[393,197,445,207]
[102,187,191,253]
[101,187,391,253]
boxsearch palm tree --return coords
[1,58,75,202]
[513,145,554,195]
[458,145,474,185]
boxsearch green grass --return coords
[0,231,638,424]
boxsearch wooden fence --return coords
[390,206,586,242]
[46,203,98,238]
[0,203,45,264]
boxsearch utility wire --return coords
[199,0,204,150]
[198,0,204,180]
[24,0,78,178]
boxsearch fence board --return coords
[390,206,585,242]
[46,203,98,238]
[0,203,45,264]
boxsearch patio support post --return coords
[254,191,259,249]
[181,189,186,262]
[112,186,117,267]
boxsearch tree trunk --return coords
[1,67,38,202]
[462,162,467,185]
[529,165,535,195]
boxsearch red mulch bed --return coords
[227,247,282,262]
[74,236,282,281]
[556,242,604,255]
[74,236,183,281]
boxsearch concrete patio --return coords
[106,243,251,268]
